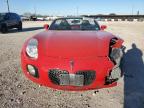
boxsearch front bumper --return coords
[21,51,121,91]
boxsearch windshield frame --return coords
[49,17,100,31]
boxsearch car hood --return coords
[35,30,116,58]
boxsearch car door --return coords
[4,13,13,27]
[10,13,18,27]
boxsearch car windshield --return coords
[0,13,5,21]
[49,17,100,31]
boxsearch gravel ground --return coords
[0,21,144,108]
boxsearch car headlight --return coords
[26,39,38,59]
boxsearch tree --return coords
[109,13,116,16]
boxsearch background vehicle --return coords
[0,12,22,33]
[21,17,124,91]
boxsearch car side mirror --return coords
[44,24,49,30]
[100,25,107,30]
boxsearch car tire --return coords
[17,22,22,31]
[1,25,8,33]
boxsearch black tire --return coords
[1,25,8,33]
[17,22,22,31]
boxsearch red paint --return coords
[21,30,123,91]
[100,25,107,30]
[113,39,124,48]
[44,24,49,30]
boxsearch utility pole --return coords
[76,6,79,16]
[34,5,37,16]
[6,0,10,12]
[137,10,139,15]
[132,5,134,15]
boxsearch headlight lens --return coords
[26,39,38,59]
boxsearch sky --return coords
[0,0,144,16]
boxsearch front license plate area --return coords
[59,74,69,86]
[59,74,84,86]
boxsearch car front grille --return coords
[76,70,96,85]
[49,69,69,85]
[48,69,96,86]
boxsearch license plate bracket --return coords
[59,74,84,86]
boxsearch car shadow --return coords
[122,43,144,108]
[7,27,43,33]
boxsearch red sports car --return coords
[21,17,124,91]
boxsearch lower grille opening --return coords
[76,70,96,85]
[49,69,68,85]
[48,69,96,86]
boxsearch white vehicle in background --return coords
[37,17,45,21]
[44,16,58,21]
[21,16,30,21]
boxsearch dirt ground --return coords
[0,21,144,108]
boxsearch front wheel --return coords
[17,22,22,31]
[1,25,8,33]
